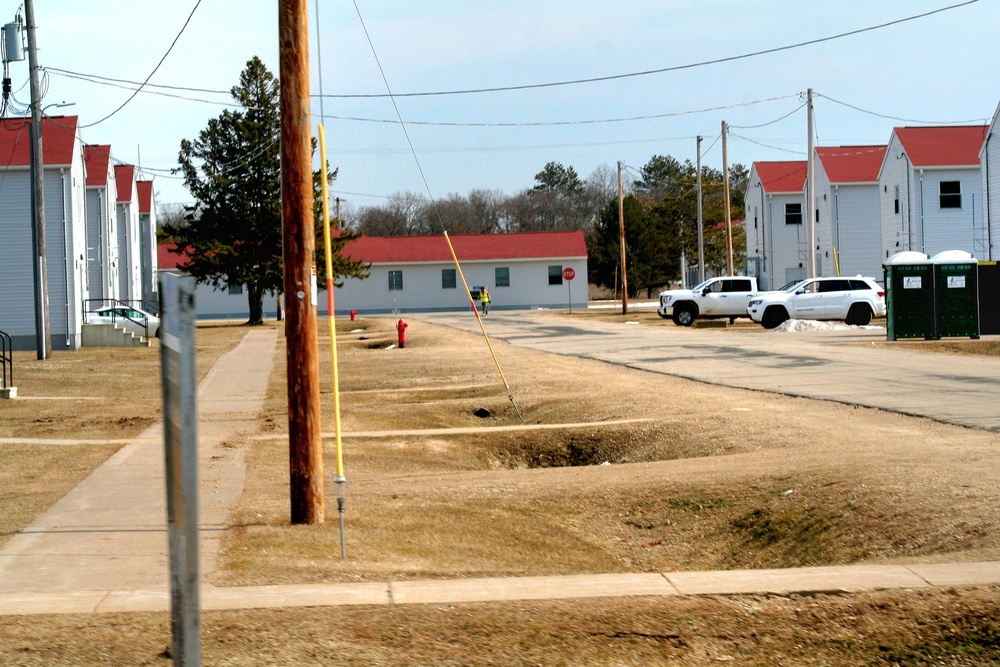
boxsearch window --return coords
[548,265,563,285]
[818,279,852,293]
[495,266,510,287]
[725,279,753,292]
[441,268,456,289]
[940,181,962,209]
[894,185,900,215]
[388,270,403,291]
[228,284,243,295]
[785,203,802,225]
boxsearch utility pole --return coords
[617,160,628,315]
[335,196,341,228]
[25,0,49,360]
[279,0,324,525]
[721,121,734,276]
[696,135,705,284]
[806,88,816,278]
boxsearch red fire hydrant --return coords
[349,309,356,322]
[396,319,408,348]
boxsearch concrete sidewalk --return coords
[0,328,278,596]
[2,561,999,616]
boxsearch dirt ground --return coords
[2,313,1000,665]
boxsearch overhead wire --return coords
[351,0,525,423]
[78,0,203,129]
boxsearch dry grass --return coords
[2,586,999,666]
[216,316,1000,589]
[4,314,1000,665]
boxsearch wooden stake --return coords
[279,0,324,525]
[618,161,628,315]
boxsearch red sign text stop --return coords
[562,267,576,281]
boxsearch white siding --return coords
[744,169,769,289]
[117,200,141,301]
[334,258,589,314]
[813,153,834,276]
[879,136,913,260]
[914,168,984,258]
[831,184,883,280]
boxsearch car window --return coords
[704,281,723,293]
[849,279,874,290]
[729,279,752,292]
[818,279,852,293]
[798,281,820,294]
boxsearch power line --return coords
[816,91,989,125]
[330,1,979,98]
[78,0,203,129]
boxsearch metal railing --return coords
[0,329,11,389]
[82,298,156,339]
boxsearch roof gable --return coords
[816,145,887,184]
[0,115,80,167]
[84,144,112,187]
[343,231,588,264]
[753,161,807,194]
[114,164,135,202]
[893,126,988,167]
[136,180,153,213]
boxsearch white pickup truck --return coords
[657,276,761,326]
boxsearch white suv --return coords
[747,276,885,329]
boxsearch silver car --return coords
[88,306,161,338]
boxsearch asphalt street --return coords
[414,311,1000,432]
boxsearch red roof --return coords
[137,180,153,213]
[342,231,588,263]
[753,161,807,193]
[84,144,112,186]
[115,164,135,202]
[893,126,988,167]
[816,145,887,183]
[0,116,79,166]
[158,243,186,270]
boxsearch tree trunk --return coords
[247,282,265,325]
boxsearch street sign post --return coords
[160,272,201,666]
[563,267,576,313]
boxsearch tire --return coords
[845,303,872,326]
[761,306,789,330]
[672,304,696,327]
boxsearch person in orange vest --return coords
[479,287,491,315]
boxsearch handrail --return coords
[0,329,11,389]
[82,298,153,339]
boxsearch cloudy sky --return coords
[22,0,1000,216]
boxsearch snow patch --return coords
[770,319,885,333]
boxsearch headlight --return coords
[748,299,762,307]
[660,296,671,306]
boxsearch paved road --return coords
[415,312,1000,431]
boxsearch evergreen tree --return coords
[166,57,366,324]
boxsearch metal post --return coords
[25,0,49,360]
[721,121,734,276]
[806,88,816,278]
[279,0,324,525]
[696,135,705,283]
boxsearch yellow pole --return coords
[318,125,347,557]
[833,247,841,277]
[443,231,524,422]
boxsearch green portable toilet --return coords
[883,251,934,340]
[931,250,979,339]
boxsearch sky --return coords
[18,0,1000,219]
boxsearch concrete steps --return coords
[81,323,151,348]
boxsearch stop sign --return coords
[562,267,576,281]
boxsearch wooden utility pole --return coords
[617,161,628,314]
[279,0,324,525]
[806,88,816,278]
[721,121,734,276]
[25,0,49,360]
[696,135,705,284]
